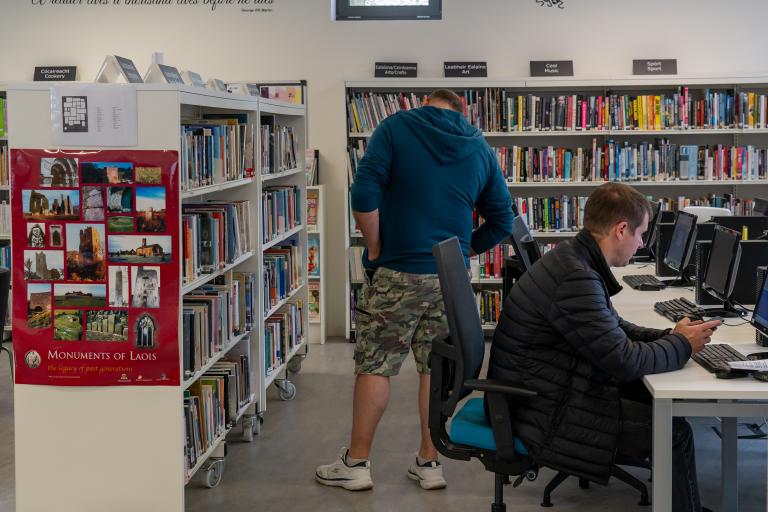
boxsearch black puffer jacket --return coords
[488,229,691,484]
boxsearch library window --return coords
[335,0,441,20]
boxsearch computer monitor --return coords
[711,215,768,239]
[752,270,768,339]
[632,201,663,263]
[663,211,698,286]
[753,197,768,217]
[509,216,541,272]
[701,226,743,318]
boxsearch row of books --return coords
[346,140,367,185]
[348,246,365,284]
[0,146,8,186]
[265,301,304,376]
[496,141,768,183]
[476,290,502,326]
[180,119,254,192]
[347,88,768,133]
[262,186,302,244]
[0,245,9,270]
[307,187,320,230]
[182,277,252,378]
[470,244,511,280]
[309,281,320,323]
[182,201,253,285]
[0,199,8,236]
[264,244,302,315]
[0,97,5,138]
[260,120,298,175]
[184,354,252,473]
[507,195,760,233]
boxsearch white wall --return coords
[2,0,768,336]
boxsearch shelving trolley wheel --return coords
[287,356,303,374]
[242,415,255,442]
[253,414,264,435]
[202,458,225,488]
[277,380,297,401]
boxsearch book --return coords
[305,148,319,185]
[306,188,319,230]
[307,237,320,277]
[262,186,302,243]
[308,281,320,323]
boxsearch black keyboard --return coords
[654,297,708,322]
[691,344,749,373]
[623,274,666,290]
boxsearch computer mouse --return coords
[747,352,768,361]
[751,371,768,382]
[715,368,749,379]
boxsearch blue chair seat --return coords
[450,397,528,455]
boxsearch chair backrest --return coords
[432,237,485,403]
[682,206,732,224]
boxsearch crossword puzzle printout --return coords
[11,149,181,386]
[51,84,138,147]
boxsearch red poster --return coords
[11,149,180,386]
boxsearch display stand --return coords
[307,184,325,344]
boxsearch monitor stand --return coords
[699,300,745,319]
[660,267,694,288]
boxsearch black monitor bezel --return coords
[645,201,663,249]
[752,270,768,338]
[753,197,768,217]
[510,216,539,272]
[663,211,698,273]
[702,225,742,301]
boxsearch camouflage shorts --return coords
[354,267,447,376]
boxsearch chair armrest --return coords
[465,379,538,398]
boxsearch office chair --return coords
[0,269,11,379]
[430,237,539,512]
[682,206,731,223]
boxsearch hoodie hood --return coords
[398,106,486,165]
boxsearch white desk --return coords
[612,265,768,512]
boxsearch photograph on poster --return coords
[135,167,162,184]
[86,310,128,341]
[82,186,106,221]
[131,265,160,308]
[66,223,106,282]
[135,187,166,233]
[54,309,83,341]
[26,223,46,248]
[308,237,320,277]
[40,157,78,188]
[54,283,107,307]
[107,216,134,233]
[108,235,172,263]
[49,225,63,248]
[27,283,52,328]
[22,190,79,220]
[23,250,64,281]
[135,312,157,349]
[108,265,129,307]
[107,186,132,214]
[81,162,133,184]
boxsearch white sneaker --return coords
[407,457,447,490]
[315,448,374,491]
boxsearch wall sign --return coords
[530,61,574,77]
[633,59,678,75]
[12,149,180,386]
[375,62,417,78]
[34,66,77,82]
[444,62,487,78]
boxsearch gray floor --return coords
[0,341,766,511]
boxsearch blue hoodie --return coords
[351,106,514,274]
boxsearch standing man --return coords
[488,183,719,511]
[316,90,513,491]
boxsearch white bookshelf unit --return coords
[307,184,326,344]
[344,77,768,339]
[9,82,308,512]
[0,85,10,337]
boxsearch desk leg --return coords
[653,399,673,512]
[720,417,739,511]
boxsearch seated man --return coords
[488,182,719,512]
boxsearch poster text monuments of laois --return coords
[12,149,180,386]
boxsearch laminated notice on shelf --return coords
[94,55,143,84]
[444,62,487,78]
[144,63,185,85]
[181,70,205,88]
[34,66,77,82]
[530,60,574,77]
[206,78,228,92]
[374,62,417,78]
[50,84,138,147]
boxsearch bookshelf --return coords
[307,184,326,344]
[8,82,307,511]
[344,77,768,339]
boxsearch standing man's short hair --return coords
[583,182,652,237]
[428,89,463,113]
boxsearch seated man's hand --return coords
[672,318,722,354]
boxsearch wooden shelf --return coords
[182,251,254,295]
[531,231,578,238]
[472,277,503,284]
[352,128,768,139]
[181,177,256,199]
[264,282,306,319]
[263,224,304,251]
[261,167,304,182]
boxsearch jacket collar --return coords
[575,229,623,296]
